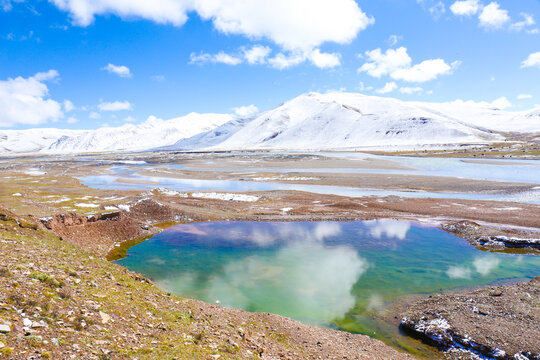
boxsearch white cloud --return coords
[308,49,341,69]
[386,35,401,47]
[242,45,272,65]
[232,104,259,118]
[124,116,137,122]
[63,99,75,112]
[50,0,373,51]
[214,51,243,65]
[358,47,412,78]
[391,59,460,83]
[192,46,340,69]
[102,63,132,78]
[479,2,510,29]
[67,116,78,124]
[366,219,410,240]
[521,52,540,69]
[268,52,306,70]
[89,111,101,119]
[376,81,398,94]
[517,94,532,99]
[190,51,242,65]
[450,0,480,16]
[358,82,374,92]
[98,100,133,111]
[446,266,472,279]
[429,1,446,20]
[473,256,500,276]
[490,96,512,109]
[510,13,535,32]
[359,47,459,83]
[399,86,423,94]
[449,97,512,109]
[0,70,64,127]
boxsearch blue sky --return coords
[0,0,539,129]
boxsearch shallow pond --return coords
[116,220,540,357]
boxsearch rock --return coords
[23,318,32,327]
[0,324,10,333]
[99,311,111,324]
[489,290,503,297]
[0,341,4,348]
[31,321,46,328]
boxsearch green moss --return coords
[29,273,62,288]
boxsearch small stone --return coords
[23,318,32,327]
[99,311,111,324]
[489,290,503,297]
[31,321,45,328]
[0,341,4,348]
[0,324,10,333]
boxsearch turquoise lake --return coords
[116,220,540,356]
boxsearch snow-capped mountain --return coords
[204,92,506,151]
[45,113,232,154]
[0,128,84,154]
[157,117,252,151]
[1,92,538,154]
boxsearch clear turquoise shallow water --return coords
[116,221,539,356]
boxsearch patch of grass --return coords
[0,347,13,356]
[29,272,62,288]
[0,267,11,278]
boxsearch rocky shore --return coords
[400,277,540,360]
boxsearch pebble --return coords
[23,318,32,327]
[0,341,4,348]
[99,311,111,324]
[0,324,10,333]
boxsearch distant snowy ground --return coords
[1,92,539,154]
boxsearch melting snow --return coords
[191,192,259,202]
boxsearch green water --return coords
[116,220,540,357]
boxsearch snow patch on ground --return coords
[190,192,259,202]
[74,203,100,208]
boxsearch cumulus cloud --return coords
[50,0,373,51]
[358,47,458,83]
[191,46,340,70]
[473,256,500,276]
[232,104,259,118]
[478,2,510,29]
[429,1,446,20]
[242,45,272,65]
[392,59,460,82]
[366,219,410,240]
[63,99,75,112]
[102,63,132,78]
[399,86,423,94]
[376,82,398,94]
[450,0,480,16]
[386,35,402,47]
[0,70,64,127]
[308,49,341,69]
[517,94,533,100]
[66,116,78,124]
[510,13,536,32]
[490,96,512,109]
[521,52,540,69]
[448,96,512,109]
[98,100,133,111]
[446,266,472,279]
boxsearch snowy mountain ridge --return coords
[1,92,538,154]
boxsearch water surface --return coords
[116,220,539,356]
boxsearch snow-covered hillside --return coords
[1,92,538,154]
[45,113,232,153]
[0,128,84,154]
[158,117,252,151]
[209,92,505,151]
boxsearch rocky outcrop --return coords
[400,277,540,360]
[442,221,540,252]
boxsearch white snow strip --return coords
[74,203,100,208]
[191,192,259,202]
[12,193,22,197]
